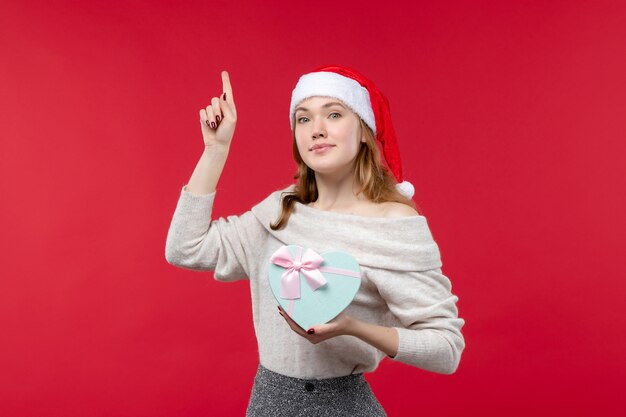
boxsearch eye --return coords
[297,116,309,123]
[329,112,341,119]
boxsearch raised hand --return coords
[199,70,237,148]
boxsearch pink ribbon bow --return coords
[269,245,328,299]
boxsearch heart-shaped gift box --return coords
[268,244,362,331]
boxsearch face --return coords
[293,96,365,177]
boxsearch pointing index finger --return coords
[221,70,233,101]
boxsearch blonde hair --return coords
[270,115,420,230]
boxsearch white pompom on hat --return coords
[289,64,415,199]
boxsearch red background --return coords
[2,0,625,416]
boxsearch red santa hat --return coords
[289,64,415,199]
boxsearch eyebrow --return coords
[295,101,347,114]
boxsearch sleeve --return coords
[370,267,466,375]
[164,185,266,282]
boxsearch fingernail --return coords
[277,306,281,311]
[205,120,210,126]
[210,122,216,129]
[223,92,227,100]
[307,328,315,334]
[216,115,221,122]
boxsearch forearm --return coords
[185,145,231,196]
[347,317,399,358]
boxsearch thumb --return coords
[220,90,236,120]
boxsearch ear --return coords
[359,123,366,143]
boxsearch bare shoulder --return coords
[382,202,421,218]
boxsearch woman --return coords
[165,65,465,416]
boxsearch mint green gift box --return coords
[268,244,362,331]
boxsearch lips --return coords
[310,144,335,151]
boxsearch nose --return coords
[311,117,326,139]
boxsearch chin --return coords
[308,163,351,176]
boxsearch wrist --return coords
[344,318,399,358]
[204,143,230,155]
[345,316,364,337]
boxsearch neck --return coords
[311,169,368,210]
